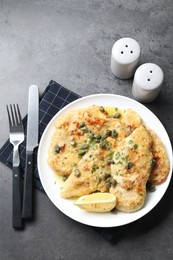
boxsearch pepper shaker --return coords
[132,63,164,103]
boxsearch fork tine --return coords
[13,104,18,125]
[14,104,21,126]
[7,104,23,128]
[10,104,16,126]
[6,105,12,128]
[16,104,22,125]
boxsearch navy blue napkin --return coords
[0,80,134,241]
[0,80,80,191]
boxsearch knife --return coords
[22,85,39,219]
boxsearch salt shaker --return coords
[111,38,141,79]
[132,63,164,103]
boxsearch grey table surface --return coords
[0,0,173,259]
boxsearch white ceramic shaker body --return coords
[132,63,164,103]
[111,38,141,79]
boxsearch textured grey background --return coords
[0,0,173,259]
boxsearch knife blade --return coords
[22,85,39,219]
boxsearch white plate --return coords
[38,94,172,227]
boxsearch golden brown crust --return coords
[110,125,153,212]
[61,144,110,198]
[47,105,170,212]
[48,106,141,176]
[148,129,170,184]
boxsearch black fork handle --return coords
[12,166,23,228]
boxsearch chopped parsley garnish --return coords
[91,165,99,173]
[133,144,138,149]
[115,152,120,160]
[71,163,77,167]
[109,151,114,159]
[128,140,133,144]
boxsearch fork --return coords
[7,104,25,228]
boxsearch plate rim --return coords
[37,93,173,228]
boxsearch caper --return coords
[100,140,109,149]
[78,149,87,156]
[114,112,121,118]
[62,175,68,181]
[79,122,85,128]
[106,177,111,183]
[79,143,89,149]
[100,141,106,149]
[99,106,105,113]
[94,134,101,140]
[101,130,112,140]
[80,126,89,133]
[54,145,60,153]
[74,169,81,177]
[106,181,111,188]
[110,112,121,118]
[126,162,133,169]
[105,129,112,137]
[88,133,94,140]
[103,173,111,180]
[111,130,118,138]
[101,134,107,140]
[94,139,101,143]
[107,159,115,164]
[111,178,117,187]
[70,140,76,147]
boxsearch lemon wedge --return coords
[74,192,116,212]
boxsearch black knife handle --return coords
[22,151,33,219]
[12,166,23,228]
